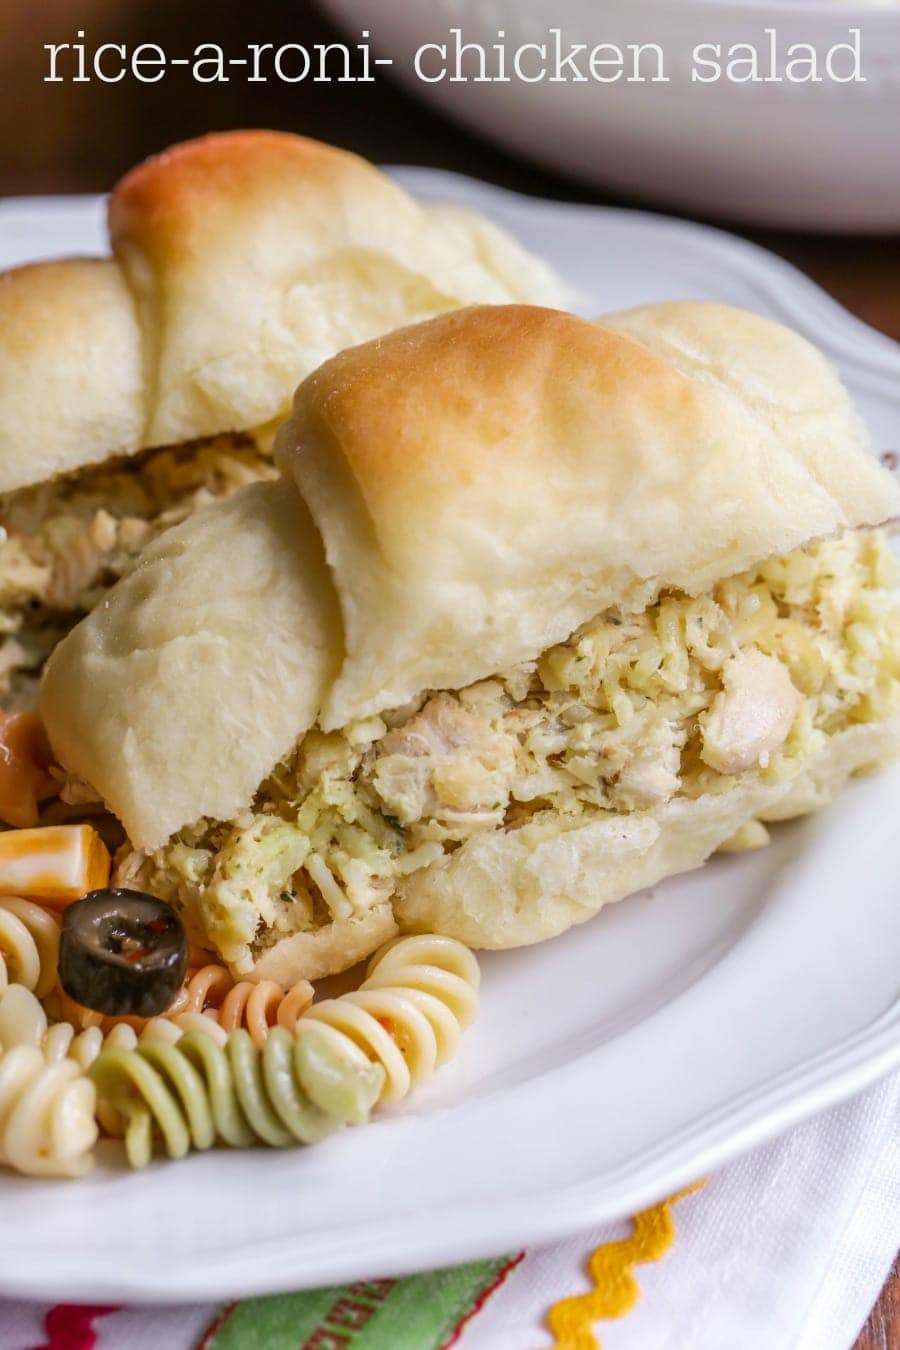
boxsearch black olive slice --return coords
[59,889,189,1018]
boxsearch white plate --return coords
[0,173,898,1303]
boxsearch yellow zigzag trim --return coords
[547,1182,705,1350]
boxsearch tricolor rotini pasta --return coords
[57,963,315,1049]
[297,934,480,1104]
[86,934,479,1169]
[0,930,479,1176]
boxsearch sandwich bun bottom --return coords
[393,717,899,948]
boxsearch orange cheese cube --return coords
[0,825,110,904]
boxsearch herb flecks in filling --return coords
[119,529,900,973]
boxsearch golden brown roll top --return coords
[603,301,877,506]
[40,302,900,851]
[109,131,566,450]
[0,131,566,494]
[277,303,899,730]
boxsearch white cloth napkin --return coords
[0,1074,896,1350]
[461,1071,900,1350]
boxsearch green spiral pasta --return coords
[89,1023,386,1168]
[87,934,479,1170]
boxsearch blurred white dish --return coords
[0,175,899,1301]
[321,0,900,230]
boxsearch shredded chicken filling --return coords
[0,435,276,708]
[118,529,900,973]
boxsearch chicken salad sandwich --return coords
[0,132,565,708]
[39,303,900,981]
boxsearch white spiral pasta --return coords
[0,897,60,999]
[0,982,51,1053]
[0,984,98,1177]
[0,1045,98,1177]
[296,935,480,1104]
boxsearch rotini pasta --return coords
[215,978,314,1045]
[88,1025,385,1169]
[0,983,98,1177]
[0,1044,98,1177]
[0,930,479,1175]
[58,965,314,1049]
[297,935,480,1104]
[86,935,479,1169]
[0,979,225,1165]
[0,897,60,999]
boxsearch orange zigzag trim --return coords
[547,1181,705,1350]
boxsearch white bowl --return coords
[320,0,900,231]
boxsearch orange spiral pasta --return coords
[216,979,314,1046]
[56,963,314,1049]
[169,964,234,1016]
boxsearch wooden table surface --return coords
[856,1256,900,1350]
[0,1,897,1340]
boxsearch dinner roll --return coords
[0,260,144,492]
[110,131,567,450]
[40,303,899,855]
[603,300,878,519]
[0,132,567,494]
[277,304,899,730]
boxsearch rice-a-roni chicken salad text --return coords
[0,435,275,708]
[116,527,900,976]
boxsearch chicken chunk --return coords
[701,649,801,776]
[614,715,683,810]
[372,693,515,825]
